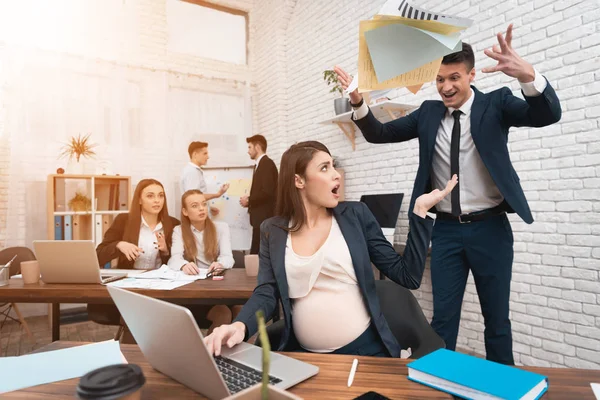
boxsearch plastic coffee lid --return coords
[77,364,145,400]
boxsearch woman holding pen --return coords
[168,189,235,333]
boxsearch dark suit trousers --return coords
[250,224,261,255]
[430,213,515,365]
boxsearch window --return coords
[167,0,248,65]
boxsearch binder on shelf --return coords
[94,215,104,246]
[102,215,113,237]
[63,215,73,240]
[54,216,64,240]
[407,349,548,400]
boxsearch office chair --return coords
[0,247,36,342]
[256,280,444,358]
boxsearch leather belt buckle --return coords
[458,214,471,224]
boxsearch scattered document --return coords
[135,265,208,281]
[0,340,126,394]
[101,269,145,277]
[377,0,473,28]
[358,20,443,92]
[107,277,192,290]
[356,0,473,93]
[592,383,600,400]
[365,22,461,82]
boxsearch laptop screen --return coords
[359,193,404,229]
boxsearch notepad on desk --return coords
[407,349,548,400]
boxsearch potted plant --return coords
[225,311,302,400]
[323,70,351,115]
[68,192,92,212]
[59,133,98,173]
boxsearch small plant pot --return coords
[224,384,303,400]
[334,98,351,115]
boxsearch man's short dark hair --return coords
[246,135,267,152]
[188,141,208,158]
[442,42,475,71]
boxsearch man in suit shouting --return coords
[240,135,278,254]
[334,24,561,365]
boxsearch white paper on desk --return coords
[377,0,473,28]
[591,383,600,400]
[364,22,462,83]
[107,277,192,290]
[135,265,208,281]
[0,340,126,394]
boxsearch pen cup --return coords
[77,364,145,400]
[0,265,9,287]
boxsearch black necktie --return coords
[450,110,462,216]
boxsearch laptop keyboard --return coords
[214,356,282,393]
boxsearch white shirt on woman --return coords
[168,222,234,270]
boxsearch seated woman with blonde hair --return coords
[168,189,235,333]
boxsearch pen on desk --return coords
[347,358,358,387]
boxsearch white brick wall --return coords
[252,0,600,368]
[0,0,255,246]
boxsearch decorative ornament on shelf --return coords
[59,133,98,174]
[68,192,92,212]
[323,69,351,115]
[56,168,65,174]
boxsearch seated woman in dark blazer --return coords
[204,141,457,357]
[90,178,179,335]
[97,178,179,269]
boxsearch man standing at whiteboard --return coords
[240,135,278,254]
[181,141,229,217]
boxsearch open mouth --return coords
[443,92,457,100]
[331,184,340,196]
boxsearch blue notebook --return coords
[407,349,548,400]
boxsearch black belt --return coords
[436,204,507,224]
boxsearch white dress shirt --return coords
[133,217,163,270]
[353,71,547,214]
[168,222,234,271]
[180,162,208,194]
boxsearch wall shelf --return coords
[319,100,418,150]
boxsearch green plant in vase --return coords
[323,69,350,115]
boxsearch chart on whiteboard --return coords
[205,168,254,251]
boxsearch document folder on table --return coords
[407,349,548,400]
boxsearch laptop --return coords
[359,193,404,237]
[107,286,319,399]
[33,240,127,284]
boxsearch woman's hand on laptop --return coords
[204,322,246,356]
[181,262,200,275]
[116,241,144,261]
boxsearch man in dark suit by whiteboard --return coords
[334,25,561,365]
[240,135,278,254]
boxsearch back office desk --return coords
[0,269,257,341]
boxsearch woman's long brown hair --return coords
[123,179,174,246]
[275,141,332,232]
[180,190,219,263]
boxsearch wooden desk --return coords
[0,269,257,342]
[4,341,600,399]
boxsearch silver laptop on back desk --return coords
[107,286,318,400]
[33,240,126,284]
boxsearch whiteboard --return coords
[203,166,254,251]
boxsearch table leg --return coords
[51,303,60,342]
